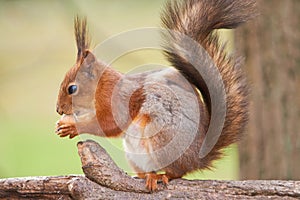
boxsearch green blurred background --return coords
[0,0,238,180]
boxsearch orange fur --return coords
[94,68,123,137]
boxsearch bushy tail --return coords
[161,0,256,161]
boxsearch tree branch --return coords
[0,140,299,199]
[77,140,147,193]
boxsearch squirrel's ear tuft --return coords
[74,16,91,62]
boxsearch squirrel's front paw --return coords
[55,115,78,139]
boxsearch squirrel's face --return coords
[57,50,105,115]
[56,50,105,116]
[56,65,79,116]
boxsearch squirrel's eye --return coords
[68,85,78,95]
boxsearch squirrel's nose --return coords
[56,105,63,115]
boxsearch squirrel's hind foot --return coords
[145,172,169,192]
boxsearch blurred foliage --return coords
[0,0,238,180]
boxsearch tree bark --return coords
[235,0,300,180]
[0,140,299,199]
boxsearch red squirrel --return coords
[56,0,256,191]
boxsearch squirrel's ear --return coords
[82,50,96,64]
[79,50,101,79]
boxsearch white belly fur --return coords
[123,120,158,173]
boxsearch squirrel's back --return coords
[161,0,256,172]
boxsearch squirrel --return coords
[56,0,256,191]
